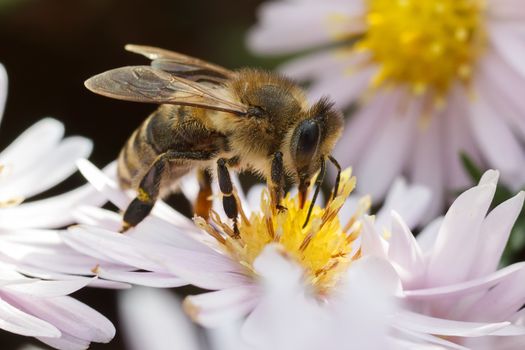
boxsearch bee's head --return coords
[290,97,343,208]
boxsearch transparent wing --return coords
[85,65,247,115]
[125,44,233,83]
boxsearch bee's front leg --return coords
[217,158,240,237]
[121,150,214,232]
[270,151,286,213]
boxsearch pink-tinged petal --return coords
[37,333,89,350]
[207,321,254,350]
[0,64,6,125]
[426,176,496,287]
[416,217,443,255]
[394,310,524,337]
[395,328,470,350]
[119,287,201,350]
[0,298,60,337]
[12,295,115,344]
[1,137,92,200]
[279,50,348,80]
[375,178,431,231]
[468,80,525,186]
[0,183,106,229]
[76,159,130,210]
[462,264,525,322]
[2,278,92,298]
[355,94,418,200]
[388,212,425,289]
[73,206,121,231]
[95,267,186,288]
[477,52,525,141]
[0,118,64,173]
[405,262,525,300]
[442,84,481,191]
[360,216,388,258]
[333,91,396,171]
[184,286,260,327]
[306,66,375,109]
[248,1,365,54]
[489,22,525,79]
[488,0,525,20]
[470,191,525,278]
[408,109,445,223]
[242,244,325,350]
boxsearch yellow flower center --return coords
[196,169,368,294]
[358,0,485,97]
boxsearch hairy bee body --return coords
[85,45,343,231]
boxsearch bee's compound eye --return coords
[295,120,320,166]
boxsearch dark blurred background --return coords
[0,0,271,348]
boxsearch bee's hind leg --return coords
[121,150,214,232]
[270,151,286,212]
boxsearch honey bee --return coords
[85,45,343,233]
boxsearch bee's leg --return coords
[194,168,213,219]
[121,150,214,232]
[217,158,240,237]
[270,151,286,212]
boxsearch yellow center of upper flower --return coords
[196,169,369,294]
[358,0,485,96]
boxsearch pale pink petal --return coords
[388,212,425,289]
[355,94,418,200]
[405,262,525,299]
[470,191,525,278]
[489,22,525,79]
[95,268,186,288]
[0,118,64,173]
[488,0,525,20]
[416,217,443,255]
[248,1,365,54]
[477,52,525,141]
[375,178,431,231]
[3,278,92,298]
[333,91,396,172]
[462,265,525,322]
[0,136,92,200]
[185,286,260,327]
[394,310,525,337]
[468,80,525,186]
[0,298,60,337]
[37,333,89,350]
[442,84,481,191]
[119,287,201,350]
[0,64,6,125]
[11,295,115,343]
[208,321,254,350]
[0,183,106,229]
[279,50,348,80]
[360,216,388,258]
[395,328,470,350]
[408,108,445,222]
[426,175,496,287]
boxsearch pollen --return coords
[357,0,485,97]
[196,169,365,294]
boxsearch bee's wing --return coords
[125,44,233,83]
[85,66,248,115]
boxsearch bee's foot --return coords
[119,221,132,234]
[276,204,288,213]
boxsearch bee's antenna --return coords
[302,158,326,229]
[328,155,341,201]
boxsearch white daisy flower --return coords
[62,160,525,348]
[0,64,115,349]
[248,0,525,219]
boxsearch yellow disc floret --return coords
[196,169,366,294]
[358,0,485,96]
